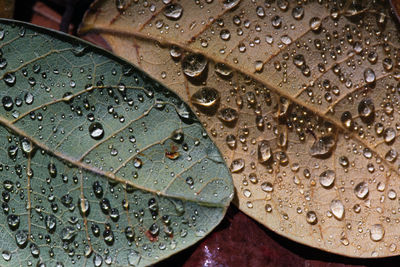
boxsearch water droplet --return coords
[191,87,220,108]
[30,243,40,257]
[292,6,304,20]
[93,253,103,267]
[254,60,264,73]
[220,29,231,41]
[169,46,181,59]
[115,0,128,12]
[310,135,336,158]
[163,4,183,20]
[319,170,335,188]
[258,140,272,163]
[125,226,135,242]
[226,134,236,149]
[89,122,104,140]
[256,6,265,17]
[127,250,140,266]
[364,68,376,84]
[45,215,57,232]
[309,17,322,31]
[21,138,32,153]
[79,197,90,216]
[4,72,16,86]
[182,54,207,78]
[385,149,397,163]
[93,181,103,198]
[384,127,396,144]
[215,63,232,77]
[293,54,305,67]
[370,224,384,242]
[330,199,344,220]
[358,98,375,123]
[61,226,76,242]
[354,182,369,199]
[261,182,273,192]
[306,211,318,225]
[15,230,28,247]
[1,250,11,261]
[223,0,240,9]
[230,158,244,173]
[2,96,13,111]
[218,108,238,123]
[7,214,20,230]
[48,163,57,178]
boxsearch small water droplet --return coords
[258,140,272,163]
[218,108,238,123]
[306,211,318,225]
[309,17,322,31]
[310,135,336,158]
[4,72,16,86]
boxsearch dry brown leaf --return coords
[80,0,400,258]
[0,0,14,18]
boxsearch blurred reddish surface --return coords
[15,1,400,266]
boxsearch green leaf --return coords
[0,19,233,267]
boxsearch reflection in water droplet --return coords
[330,199,344,220]
[127,250,140,266]
[384,127,396,144]
[191,87,220,108]
[319,170,335,188]
[4,72,16,86]
[215,63,232,77]
[226,134,236,149]
[310,135,336,158]
[261,182,273,192]
[306,211,318,225]
[115,0,128,12]
[370,224,384,242]
[254,61,264,73]
[223,0,240,9]
[230,158,244,173]
[358,98,375,123]
[309,17,322,31]
[364,68,376,84]
[258,140,271,163]
[89,122,105,140]
[163,4,183,20]
[354,182,369,199]
[292,6,304,20]
[169,46,181,59]
[218,108,238,123]
[385,149,397,163]
[220,29,231,41]
[182,54,208,78]
[1,250,11,261]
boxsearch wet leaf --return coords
[0,19,233,266]
[80,0,400,258]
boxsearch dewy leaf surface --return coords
[80,0,400,258]
[0,19,233,267]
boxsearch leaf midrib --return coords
[80,26,400,183]
[0,114,228,208]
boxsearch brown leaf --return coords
[80,0,400,258]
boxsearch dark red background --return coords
[11,1,400,266]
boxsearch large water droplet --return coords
[230,158,244,173]
[258,140,272,163]
[292,6,304,20]
[15,230,28,247]
[330,199,344,220]
[310,135,336,158]
[358,98,375,123]
[319,170,335,188]
[370,224,384,242]
[89,122,104,140]
[364,68,376,84]
[309,17,322,31]
[163,3,183,20]
[220,29,231,41]
[384,127,396,144]
[7,214,20,230]
[354,182,369,199]
[218,108,238,123]
[1,250,11,261]
[61,226,76,242]
[4,72,16,86]
[306,211,318,225]
[191,87,220,108]
[45,215,57,232]
[182,54,207,78]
